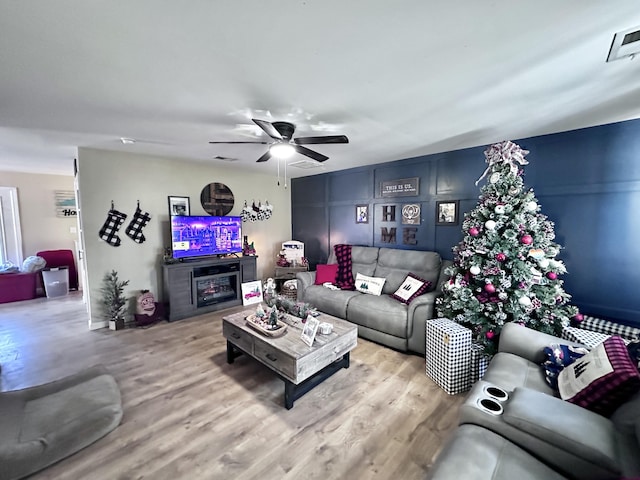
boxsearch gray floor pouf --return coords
[0,365,123,480]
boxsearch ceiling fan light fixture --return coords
[270,143,295,159]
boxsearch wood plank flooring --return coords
[0,293,465,480]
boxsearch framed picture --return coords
[168,196,190,217]
[241,280,263,306]
[402,203,421,225]
[356,204,369,224]
[436,200,459,225]
[301,317,320,347]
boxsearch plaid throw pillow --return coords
[558,336,640,416]
[334,244,355,290]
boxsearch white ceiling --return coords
[1,1,640,178]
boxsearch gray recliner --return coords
[428,323,640,480]
[0,365,123,480]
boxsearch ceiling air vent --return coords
[607,26,640,62]
[288,160,323,169]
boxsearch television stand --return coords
[162,256,257,321]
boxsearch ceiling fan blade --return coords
[293,135,349,145]
[294,145,329,162]
[208,141,270,144]
[252,119,283,140]
[256,150,272,163]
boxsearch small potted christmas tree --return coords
[100,270,130,330]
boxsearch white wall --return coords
[0,170,77,258]
[77,148,291,328]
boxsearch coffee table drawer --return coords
[254,342,295,380]
[223,322,253,353]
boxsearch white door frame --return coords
[0,186,24,267]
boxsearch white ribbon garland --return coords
[475,140,530,186]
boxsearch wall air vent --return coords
[607,25,640,62]
[288,160,323,169]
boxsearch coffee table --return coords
[222,309,358,409]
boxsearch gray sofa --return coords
[296,246,452,355]
[427,323,640,480]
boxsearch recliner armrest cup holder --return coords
[483,385,509,402]
[476,397,504,415]
[474,385,509,416]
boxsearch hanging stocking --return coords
[99,204,127,247]
[126,202,152,244]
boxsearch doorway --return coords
[0,186,23,267]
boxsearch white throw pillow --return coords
[355,273,386,296]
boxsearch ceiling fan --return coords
[209,118,349,163]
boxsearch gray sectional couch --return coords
[296,246,452,355]
[427,323,640,480]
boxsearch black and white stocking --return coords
[126,204,152,244]
[99,208,127,247]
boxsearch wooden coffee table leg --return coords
[283,352,351,409]
[226,340,243,364]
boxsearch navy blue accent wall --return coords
[292,118,640,327]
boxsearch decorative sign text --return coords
[381,177,419,198]
[55,191,77,217]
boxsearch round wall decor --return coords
[200,183,234,216]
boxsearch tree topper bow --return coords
[475,140,530,186]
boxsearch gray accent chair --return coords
[427,323,640,480]
[0,365,123,480]
[297,246,452,355]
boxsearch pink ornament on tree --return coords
[486,330,495,340]
[546,271,557,280]
[484,283,496,293]
[573,313,584,323]
[495,253,506,262]
[469,227,479,237]
[520,235,533,245]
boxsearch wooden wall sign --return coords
[380,177,419,198]
[55,191,77,217]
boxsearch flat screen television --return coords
[171,215,243,260]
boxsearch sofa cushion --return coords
[346,294,408,338]
[314,264,338,285]
[427,424,571,480]
[301,285,360,319]
[355,273,385,296]
[374,248,442,294]
[391,273,431,304]
[350,246,379,277]
[558,335,640,416]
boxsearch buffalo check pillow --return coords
[557,335,640,416]
[391,273,431,304]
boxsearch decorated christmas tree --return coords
[436,141,579,355]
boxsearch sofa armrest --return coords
[435,259,453,292]
[296,271,316,301]
[503,387,620,472]
[498,323,585,364]
[408,291,437,316]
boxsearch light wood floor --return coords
[0,293,465,480]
